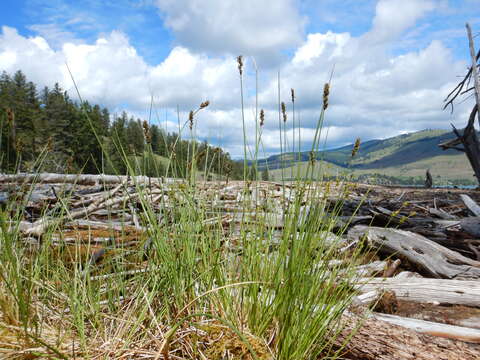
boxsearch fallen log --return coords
[0,173,176,186]
[428,207,457,220]
[336,313,480,360]
[23,188,162,237]
[460,194,480,216]
[355,277,480,307]
[460,216,480,237]
[348,226,480,279]
[372,313,480,343]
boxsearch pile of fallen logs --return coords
[1,173,480,358]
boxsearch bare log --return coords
[348,225,480,279]
[461,194,480,216]
[0,173,176,186]
[337,312,480,360]
[372,312,480,343]
[355,276,480,307]
[23,188,162,237]
[428,207,457,220]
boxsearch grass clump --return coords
[0,60,366,359]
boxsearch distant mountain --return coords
[256,129,476,184]
[257,129,461,170]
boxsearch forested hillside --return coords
[0,70,242,178]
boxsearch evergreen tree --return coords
[126,118,145,155]
[0,70,242,178]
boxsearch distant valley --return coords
[255,129,475,185]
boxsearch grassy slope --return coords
[264,130,475,183]
[269,154,473,182]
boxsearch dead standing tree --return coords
[440,23,480,185]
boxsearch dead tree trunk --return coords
[440,23,480,185]
[439,106,480,184]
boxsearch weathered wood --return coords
[372,312,480,343]
[355,276,480,307]
[23,189,161,237]
[460,216,480,237]
[348,225,480,279]
[337,312,480,360]
[428,207,457,220]
[460,194,480,216]
[467,22,480,128]
[383,258,401,277]
[0,173,176,186]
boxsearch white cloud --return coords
[365,0,437,44]
[292,32,351,66]
[155,0,305,65]
[0,26,64,86]
[28,23,80,48]
[0,26,238,112]
[0,0,473,158]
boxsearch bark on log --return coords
[348,226,480,279]
[355,277,480,307]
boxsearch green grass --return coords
[0,63,367,359]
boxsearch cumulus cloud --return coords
[365,0,437,44]
[0,26,239,111]
[155,0,305,65]
[0,0,474,158]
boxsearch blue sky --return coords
[1,0,480,157]
[2,0,477,61]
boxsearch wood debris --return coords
[2,174,480,355]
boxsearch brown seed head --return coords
[199,100,210,109]
[15,138,23,152]
[142,120,151,144]
[281,102,287,122]
[291,88,295,103]
[351,137,361,157]
[66,156,74,172]
[309,151,315,165]
[6,108,14,126]
[260,109,265,127]
[323,83,330,110]
[237,55,243,76]
[47,137,54,152]
[189,110,194,130]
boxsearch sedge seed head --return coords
[260,109,265,127]
[351,137,361,157]
[309,151,315,165]
[46,137,53,152]
[15,138,23,152]
[6,108,14,126]
[189,110,194,130]
[199,100,210,109]
[323,83,330,110]
[142,120,151,143]
[291,88,295,103]
[237,55,243,76]
[281,102,287,122]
